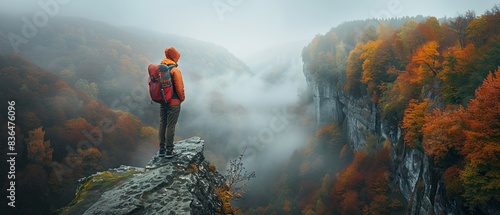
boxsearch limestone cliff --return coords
[303,64,469,215]
[56,137,226,215]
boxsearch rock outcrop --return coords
[57,137,226,215]
[302,64,467,214]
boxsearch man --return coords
[158,46,185,158]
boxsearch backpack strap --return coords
[158,64,176,82]
[159,63,179,99]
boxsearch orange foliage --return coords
[64,117,94,142]
[402,99,429,148]
[410,17,441,46]
[345,42,367,97]
[459,69,500,206]
[367,194,389,215]
[336,150,366,187]
[360,36,400,101]
[341,190,362,214]
[361,40,383,96]
[381,68,421,120]
[26,127,54,167]
[462,69,500,166]
[421,68,500,207]
[408,41,442,80]
[422,108,466,163]
[330,148,398,215]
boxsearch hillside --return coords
[0,14,310,214]
[0,15,251,128]
[0,54,162,214]
[242,6,500,215]
[3,5,499,215]
[0,14,263,167]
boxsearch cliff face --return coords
[303,64,466,214]
[57,137,225,215]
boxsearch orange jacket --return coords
[161,47,185,105]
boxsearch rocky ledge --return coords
[56,137,226,215]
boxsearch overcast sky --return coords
[1,0,498,59]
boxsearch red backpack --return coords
[148,63,176,104]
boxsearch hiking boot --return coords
[158,148,166,158]
[165,149,176,158]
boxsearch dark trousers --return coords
[159,103,181,150]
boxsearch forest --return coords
[0,4,499,215]
[241,5,500,215]
[0,54,161,214]
[0,16,255,213]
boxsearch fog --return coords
[2,0,499,210]
[1,0,497,60]
[176,39,312,165]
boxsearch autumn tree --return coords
[360,38,399,101]
[443,6,500,106]
[77,147,102,175]
[460,68,500,207]
[345,42,367,97]
[422,108,466,166]
[407,41,442,82]
[402,99,429,148]
[316,122,344,152]
[440,44,479,104]
[26,127,54,167]
[410,17,441,47]
[330,147,399,215]
[380,68,422,121]
[63,117,94,142]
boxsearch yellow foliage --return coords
[215,187,234,214]
[360,40,382,84]
[409,41,441,80]
[140,126,156,139]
